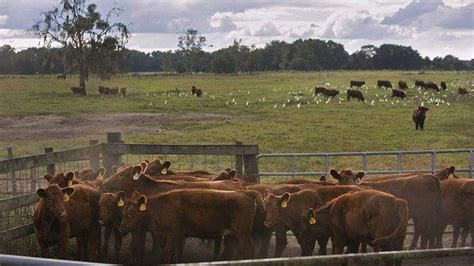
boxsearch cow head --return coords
[103,164,141,192]
[435,166,457,180]
[212,169,236,181]
[319,175,327,182]
[119,192,148,235]
[297,206,331,256]
[142,159,172,176]
[330,169,365,185]
[99,191,126,226]
[418,106,429,113]
[36,184,75,219]
[263,190,290,228]
[44,172,77,188]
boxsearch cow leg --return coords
[317,236,329,255]
[460,226,469,247]
[76,237,83,260]
[102,225,112,258]
[415,123,419,130]
[470,225,474,247]
[82,235,89,261]
[274,226,288,257]
[420,234,428,249]
[221,235,237,260]
[113,229,123,261]
[409,227,420,250]
[420,121,424,131]
[213,237,222,260]
[347,241,359,254]
[360,242,367,253]
[38,240,49,258]
[237,236,254,259]
[452,225,460,248]
[256,229,272,258]
[331,236,345,255]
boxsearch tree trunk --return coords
[79,63,86,89]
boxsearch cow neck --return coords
[288,191,321,228]
[36,202,67,237]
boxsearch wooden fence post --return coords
[235,141,243,175]
[7,147,16,196]
[243,145,259,183]
[44,148,54,176]
[103,132,123,175]
[88,140,100,171]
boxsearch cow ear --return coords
[418,105,421,109]
[264,189,271,198]
[138,195,147,212]
[117,191,127,207]
[228,170,236,178]
[61,187,74,202]
[330,169,340,180]
[66,172,75,187]
[163,161,171,169]
[74,171,80,177]
[143,160,150,163]
[281,193,290,208]
[319,175,327,182]
[306,208,317,225]
[111,166,118,174]
[44,174,53,182]
[448,166,455,175]
[355,171,365,180]
[139,161,148,172]
[131,165,143,181]
[97,167,106,179]
[37,188,48,198]
[131,191,140,201]
[224,168,232,173]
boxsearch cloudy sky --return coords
[0,0,473,59]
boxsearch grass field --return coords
[0,71,473,173]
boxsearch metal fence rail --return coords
[258,148,474,179]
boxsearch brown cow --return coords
[347,89,365,102]
[377,80,392,89]
[71,86,87,96]
[332,168,442,249]
[119,189,259,263]
[350,81,365,88]
[314,87,327,95]
[264,186,361,256]
[398,81,408,90]
[391,89,406,99]
[191,86,203,97]
[110,87,119,95]
[302,190,408,255]
[34,184,101,260]
[458,87,468,96]
[458,181,474,247]
[415,80,426,89]
[440,81,447,90]
[120,87,127,97]
[45,172,81,188]
[425,82,439,91]
[75,167,106,181]
[323,89,340,98]
[412,106,429,131]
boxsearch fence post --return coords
[103,132,123,175]
[469,151,473,179]
[431,151,437,174]
[44,148,54,176]
[290,155,297,179]
[7,147,16,196]
[235,141,243,175]
[88,140,100,171]
[243,145,259,183]
[397,153,402,173]
[324,154,330,175]
[362,154,368,172]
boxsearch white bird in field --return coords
[164,100,168,105]
[371,100,375,105]
[246,101,249,106]
[297,103,301,108]
[375,93,379,97]
[274,104,277,108]
[247,91,250,94]
[149,101,152,106]
[421,101,424,106]
[391,101,394,105]
[153,93,157,97]
[226,101,229,105]
[146,92,150,97]
[446,102,450,106]
[282,103,286,108]
[325,98,330,104]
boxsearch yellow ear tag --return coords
[63,193,70,202]
[161,168,168,175]
[67,180,73,187]
[281,200,288,208]
[309,217,316,225]
[117,198,125,207]
[139,203,146,212]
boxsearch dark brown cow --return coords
[377,80,392,89]
[332,169,442,249]
[347,89,365,101]
[264,186,361,256]
[191,86,203,97]
[110,87,119,95]
[302,190,408,255]
[119,189,259,263]
[45,172,81,188]
[459,181,474,247]
[314,87,327,95]
[415,80,426,89]
[71,86,87,95]
[391,89,406,99]
[412,106,429,131]
[323,89,340,98]
[440,81,447,90]
[425,82,439,91]
[120,87,127,97]
[75,167,106,181]
[458,87,468,96]
[398,81,408,90]
[34,184,101,260]
[350,81,365,88]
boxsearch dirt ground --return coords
[103,226,473,265]
[0,113,234,141]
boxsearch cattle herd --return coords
[33,159,473,264]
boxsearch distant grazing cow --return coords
[350,81,365,88]
[398,81,408,90]
[377,80,392,89]
[323,89,340,98]
[412,106,429,131]
[303,190,408,255]
[347,89,364,101]
[415,80,426,89]
[57,74,66,79]
[34,184,101,260]
[99,86,112,96]
[71,86,87,96]
[425,82,439,91]
[191,86,203,97]
[440,81,447,90]
[314,87,327,95]
[458,87,468,96]
[391,89,406,99]
[110,87,119,95]
[120,88,127,97]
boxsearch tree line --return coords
[1,40,472,76]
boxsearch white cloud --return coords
[253,21,281,36]
[211,16,237,32]
[0,15,8,26]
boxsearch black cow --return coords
[314,87,327,95]
[440,81,447,90]
[415,80,426,89]
[347,89,365,101]
[398,81,408,90]
[425,82,439,92]
[412,106,429,131]
[391,89,406,99]
[377,80,392,89]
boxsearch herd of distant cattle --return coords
[33,159,473,263]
